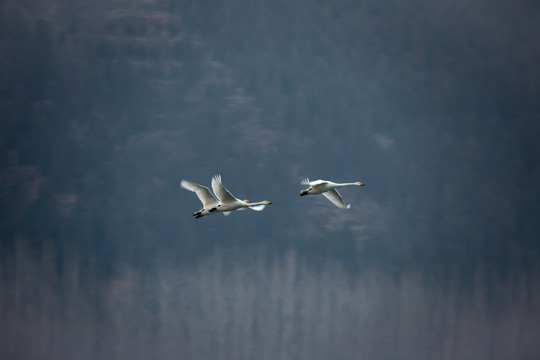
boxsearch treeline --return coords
[1,243,539,360]
[0,0,539,276]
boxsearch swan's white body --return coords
[211,175,271,214]
[181,176,271,218]
[180,180,221,218]
[300,178,365,209]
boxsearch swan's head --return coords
[358,182,365,186]
[265,201,272,205]
[300,189,310,196]
[244,200,250,203]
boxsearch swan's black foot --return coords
[194,214,203,219]
[193,211,201,217]
[209,207,218,213]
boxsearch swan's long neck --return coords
[246,200,271,207]
[335,182,364,187]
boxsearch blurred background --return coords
[1,0,539,359]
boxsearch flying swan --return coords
[300,178,365,209]
[211,175,271,215]
[181,176,271,218]
[180,179,221,218]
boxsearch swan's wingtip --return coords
[180,179,191,190]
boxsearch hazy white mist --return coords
[2,240,538,360]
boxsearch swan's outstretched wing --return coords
[181,180,219,208]
[302,178,329,186]
[211,175,238,203]
[311,180,329,187]
[249,204,267,211]
[322,189,351,209]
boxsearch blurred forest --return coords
[1,0,539,358]
[1,0,538,273]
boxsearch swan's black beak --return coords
[300,189,309,196]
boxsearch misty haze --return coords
[1,0,539,359]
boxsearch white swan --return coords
[180,179,221,218]
[211,175,271,214]
[300,178,365,209]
